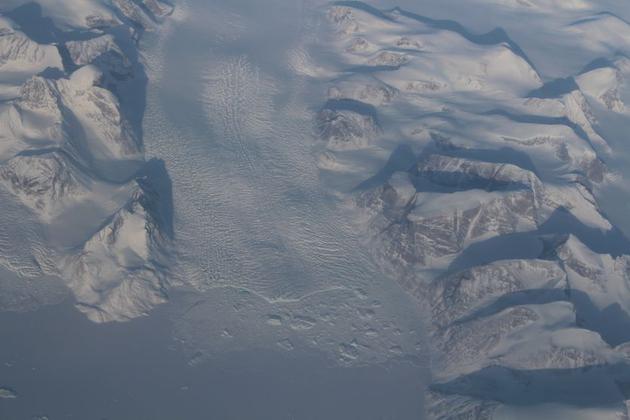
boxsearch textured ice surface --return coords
[3,0,630,418]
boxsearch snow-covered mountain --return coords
[0,0,173,322]
[319,2,630,418]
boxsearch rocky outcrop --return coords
[0,151,91,217]
[66,34,132,77]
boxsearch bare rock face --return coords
[357,146,612,274]
[327,78,397,106]
[0,18,62,71]
[345,37,373,53]
[0,387,17,399]
[413,154,541,191]
[141,0,174,18]
[85,14,120,30]
[563,90,610,155]
[0,151,91,217]
[0,0,173,325]
[62,65,141,159]
[426,391,498,420]
[555,235,630,331]
[112,0,172,30]
[576,61,627,113]
[317,107,379,151]
[318,3,630,417]
[327,6,360,35]
[2,63,170,322]
[66,35,132,77]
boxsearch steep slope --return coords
[0,0,173,322]
[0,150,92,218]
[63,171,171,322]
[0,16,62,78]
[318,2,630,418]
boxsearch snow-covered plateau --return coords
[2,0,630,418]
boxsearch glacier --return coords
[1,0,630,418]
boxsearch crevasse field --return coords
[2,0,630,418]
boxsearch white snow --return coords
[2,0,630,418]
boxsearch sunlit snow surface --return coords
[3,0,630,418]
[1,0,429,418]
